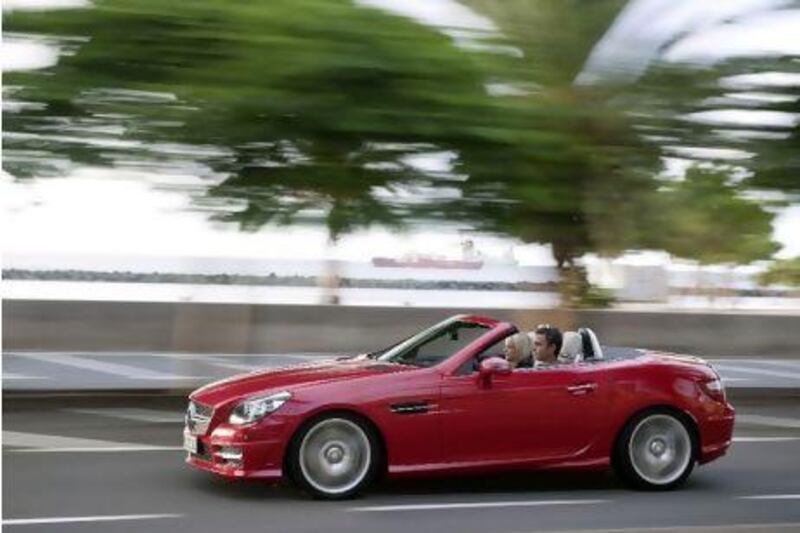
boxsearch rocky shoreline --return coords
[3,269,556,293]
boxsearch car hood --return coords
[190,357,415,408]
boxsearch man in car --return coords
[532,324,563,369]
[503,332,533,369]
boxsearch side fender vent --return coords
[390,402,431,415]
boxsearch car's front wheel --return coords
[288,414,379,499]
[615,409,696,490]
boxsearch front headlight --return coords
[700,377,726,402]
[229,391,292,425]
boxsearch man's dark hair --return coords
[535,325,563,354]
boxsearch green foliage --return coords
[760,257,800,287]
[647,167,780,265]
[464,0,627,85]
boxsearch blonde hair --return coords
[505,332,532,363]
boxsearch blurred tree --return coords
[464,0,627,85]
[5,0,515,239]
[5,0,657,248]
[760,257,800,287]
[5,0,791,307]
[645,167,780,265]
[463,0,793,297]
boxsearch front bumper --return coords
[184,424,285,480]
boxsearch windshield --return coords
[376,317,490,368]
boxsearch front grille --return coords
[186,400,213,436]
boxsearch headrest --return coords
[559,331,583,363]
[578,328,603,360]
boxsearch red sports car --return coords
[184,314,735,499]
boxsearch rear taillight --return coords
[700,377,726,402]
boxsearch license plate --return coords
[183,433,198,454]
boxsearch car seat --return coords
[578,328,604,361]
[559,331,583,363]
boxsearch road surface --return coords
[3,395,800,532]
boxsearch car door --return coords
[439,362,608,466]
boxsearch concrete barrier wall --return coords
[4,300,800,357]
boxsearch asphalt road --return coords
[3,396,800,533]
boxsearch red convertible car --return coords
[184,314,735,499]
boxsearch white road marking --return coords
[709,358,800,363]
[737,414,800,429]
[5,351,330,358]
[12,353,206,380]
[3,430,174,451]
[10,446,182,453]
[732,437,800,442]
[118,375,212,380]
[758,360,800,371]
[349,499,610,512]
[2,373,49,380]
[66,408,184,423]
[202,355,328,370]
[739,494,800,500]
[715,364,800,381]
[203,358,260,371]
[3,513,182,526]
[518,522,800,532]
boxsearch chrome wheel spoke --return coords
[299,418,371,495]
[629,414,692,486]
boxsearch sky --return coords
[2,0,799,270]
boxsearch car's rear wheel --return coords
[288,414,379,499]
[615,409,696,490]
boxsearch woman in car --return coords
[504,332,534,369]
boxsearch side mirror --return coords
[478,356,511,388]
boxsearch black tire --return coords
[286,413,380,500]
[614,408,696,491]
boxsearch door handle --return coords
[567,382,598,395]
